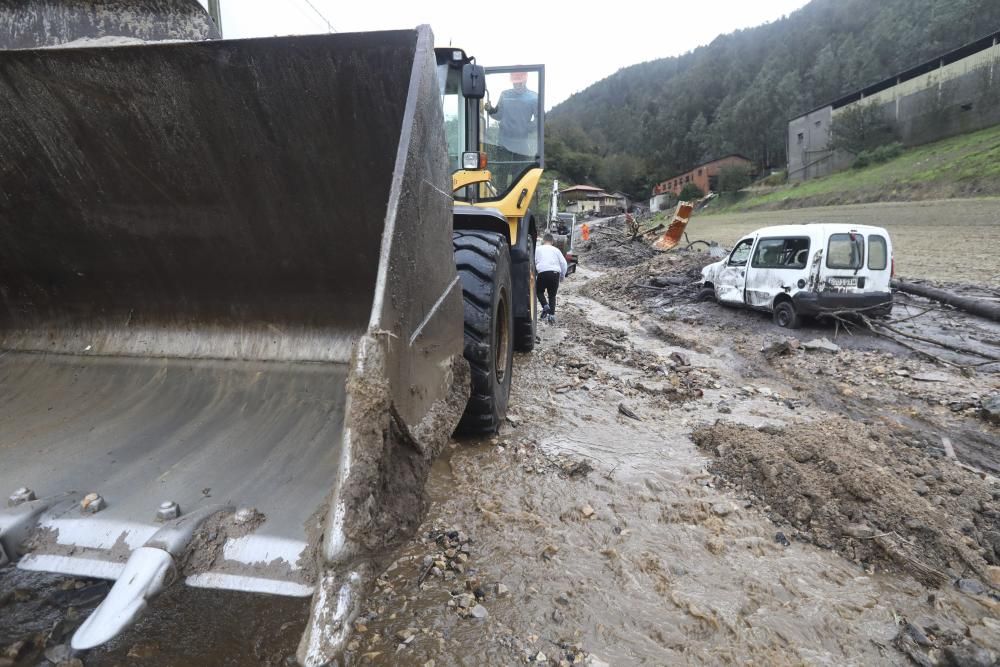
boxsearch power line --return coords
[298,0,337,33]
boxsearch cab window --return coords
[868,235,888,270]
[436,63,467,173]
[484,69,541,196]
[728,238,754,266]
[751,237,810,269]
[827,233,864,270]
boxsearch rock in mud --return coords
[617,403,642,420]
[942,643,996,667]
[981,396,1000,424]
[706,535,726,554]
[711,503,732,517]
[956,578,987,596]
[581,504,595,518]
[670,351,691,367]
[44,645,72,664]
[843,524,876,539]
[470,604,488,619]
[802,337,841,354]
[761,338,799,359]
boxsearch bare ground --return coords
[3,208,1000,666]
[340,239,1000,664]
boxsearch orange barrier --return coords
[651,202,694,251]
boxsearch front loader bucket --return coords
[0,24,465,663]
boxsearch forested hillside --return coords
[547,0,1000,197]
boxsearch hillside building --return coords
[788,29,1000,181]
[648,154,752,212]
[652,155,752,197]
[560,184,621,215]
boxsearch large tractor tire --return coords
[514,238,537,352]
[454,231,514,435]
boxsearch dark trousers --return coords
[537,271,560,315]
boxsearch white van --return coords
[699,223,893,328]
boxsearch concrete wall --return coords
[649,193,671,213]
[835,50,1000,148]
[787,106,841,181]
[567,200,599,214]
[789,39,1000,181]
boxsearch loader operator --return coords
[485,71,538,191]
[535,234,568,324]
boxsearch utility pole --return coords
[207,0,222,36]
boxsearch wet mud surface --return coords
[3,221,1000,666]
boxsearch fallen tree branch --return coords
[872,320,999,360]
[892,279,1000,322]
[830,313,960,367]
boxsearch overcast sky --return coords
[199,0,811,109]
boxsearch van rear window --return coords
[827,233,864,270]
[868,235,887,270]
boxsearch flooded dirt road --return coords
[3,254,999,666]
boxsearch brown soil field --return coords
[697,198,1000,287]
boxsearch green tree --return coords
[828,102,899,154]
[679,183,705,201]
[717,164,752,192]
[545,0,1000,189]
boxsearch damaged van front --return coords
[700,224,893,328]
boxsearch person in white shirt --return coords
[534,233,568,323]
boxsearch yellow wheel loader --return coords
[439,51,545,431]
[0,1,544,664]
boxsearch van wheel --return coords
[696,286,716,302]
[773,301,801,329]
[453,231,514,435]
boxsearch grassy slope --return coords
[708,124,1000,214]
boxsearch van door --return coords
[716,236,755,305]
[744,236,811,309]
[863,232,892,292]
[821,230,882,293]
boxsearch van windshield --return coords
[827,233,865,270]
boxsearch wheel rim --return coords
[495,288,510,383]
[777,306,790,326]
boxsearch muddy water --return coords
[350,283,997,665]
[0,565,308,665]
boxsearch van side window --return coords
[827,233,864,270]
[728,239,754,266]
[868,235,887,270]
[751,237,810,269]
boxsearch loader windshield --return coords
[485,68,543,195]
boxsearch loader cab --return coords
[435,48,544,202]
[482,66,544,196]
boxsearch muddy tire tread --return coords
[454,231,513,434]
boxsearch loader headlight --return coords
[463,151,487,170]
